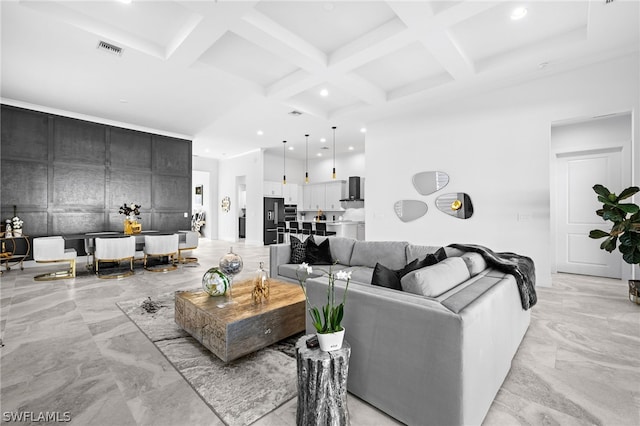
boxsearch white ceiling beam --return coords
[239,9,327,69]
[266,69,324,100]
[329,18,414,72]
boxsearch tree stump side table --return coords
[295,334,351,426]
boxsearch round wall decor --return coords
[221,196,231,212]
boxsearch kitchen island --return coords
[324,221,365,240]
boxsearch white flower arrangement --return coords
[11,216,23,230]
[297,261,352,334]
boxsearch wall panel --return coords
[53,116,105,164]
[0,107,48,161]
[0,104,192,237]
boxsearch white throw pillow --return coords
[460,252,487,277]
[401,257,471,297]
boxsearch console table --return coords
[0,235,31,272]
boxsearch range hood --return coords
[340,176,364,201]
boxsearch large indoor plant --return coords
[297,262,351,351]
[589,184,640,303]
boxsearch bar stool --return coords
[302,222,314,239]
[94,236,136,279]
[277,222,286,244]
[33,236,77,281]
[144,234,179,272]
[315,222,336,236]
[289,222,302,239]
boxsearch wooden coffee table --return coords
[175,279,306,362]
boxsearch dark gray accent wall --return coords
[1,104,192,239]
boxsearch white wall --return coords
[366,53,639,288]
[192,156,219,240]
[218,150,264,244]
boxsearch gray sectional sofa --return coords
[270,236,532,426]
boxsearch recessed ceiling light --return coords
[317,153,323,157]
[257,130,263,136]
[348,146,354,151]
[205,149,210,153]
[320,88,329,97]
[320,138,326,142]
[288,146,294,151]
[510,7,527,20]
[360,127,367,133]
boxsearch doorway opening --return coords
[550,112,632,279]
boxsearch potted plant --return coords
[11,216,23,237]
[589,184,640,303]
[119,203,142,234]
[297,262,352,351]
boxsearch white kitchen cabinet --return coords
[311,184,326,211]
[282,183,299,204]
[303,184,313,210]
[325,181,346,211]
[263,181,282,197]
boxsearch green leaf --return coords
[598,195,616,207]
[600,236,617,252]
[617,203,640,214]
[593,184,611,198]
[333,304,344,330]
[622,248,640,265]
[589,229,610,239]
[617,186,640,201]
[620,231,640,246]
[602,210,623,222]
[596,209,605,217]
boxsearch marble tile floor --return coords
[1,239,638,425]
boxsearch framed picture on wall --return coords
[195,185,203,206]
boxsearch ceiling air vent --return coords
[288,110,303,116]
[97,40,123,56]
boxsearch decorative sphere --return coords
[219,247,243,277]
[202,267,230,297]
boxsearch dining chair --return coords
[144,234,179,272]
[94,236,136,279]
[33,236,77,281]
[84,231,119,270]
[178,230,199,263]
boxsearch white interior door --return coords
[556,148,622,278]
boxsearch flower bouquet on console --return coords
[119,203,142,234]
[297,262,351,351]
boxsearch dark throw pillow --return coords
[371,262,403,290]
[290,236,307,264]
[415,247,448,269]
[305,236,333,265]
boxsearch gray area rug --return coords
[117,291,302,426]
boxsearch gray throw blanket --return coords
[449,243,537,310]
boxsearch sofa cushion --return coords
[327,237,356,265]
[347,266,374,284]
[460,252,487,277]
[401,257,471,297]
[289,236,307,264]
[406,244,463,261]
[350,240,409,270]
[305,236,333,265]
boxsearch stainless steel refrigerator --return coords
[263,197,284,245]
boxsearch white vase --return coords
[317,328,345,352]
[12,229,22,237]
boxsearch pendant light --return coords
[282,140,287,185]
[332,126,337,179]
[305,134,309,184]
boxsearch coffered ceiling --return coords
[1,1,638,160]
